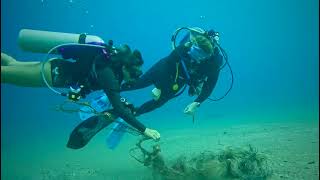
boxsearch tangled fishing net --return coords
[132,141,272,180]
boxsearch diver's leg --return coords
[135,94,173,116]
[135,81,185,116]
[121,68,156,91]
[1,60,53,87]
[1,53,18,66]
[122,58,168,91]
[135,99,168,116]
[1,53,39,66]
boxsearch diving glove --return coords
[144,128,161,140]
[184,102,200,115]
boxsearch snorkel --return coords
[171,27,234,101]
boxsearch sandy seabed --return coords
[1,120,319,180]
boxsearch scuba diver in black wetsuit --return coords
[1,29,161,149]
[122,27,231,117]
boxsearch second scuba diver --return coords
[121,27,225,117]
[1,30,161,149]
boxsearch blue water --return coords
[1,0,319,179]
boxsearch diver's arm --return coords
[107,91,146,132]
[97,67,146,133]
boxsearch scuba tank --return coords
[17,29,115,100]
[18,29,105,54]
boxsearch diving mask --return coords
[188,45,212,62]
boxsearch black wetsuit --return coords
[50,50,146,149]
[122,45,223,115]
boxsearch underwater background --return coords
[1,0,319,179]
